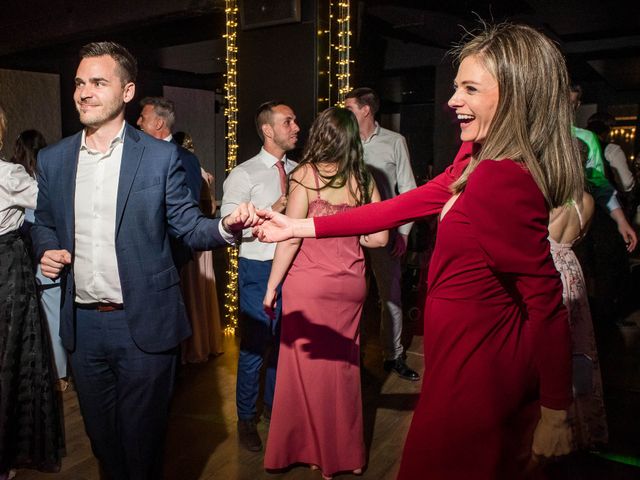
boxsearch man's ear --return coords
[362,104,372,118]
[262,123,274,140]
[123,82,135,104]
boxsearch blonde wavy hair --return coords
[451,23,583,208]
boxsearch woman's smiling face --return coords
[448,55,500,145]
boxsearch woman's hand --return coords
[531,406,572,459]
[263,287,278,317]
[254,210,297,242]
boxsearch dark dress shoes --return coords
[383,358,420,381]
[237,419,262,452]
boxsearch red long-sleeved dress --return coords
[314,147,572,479]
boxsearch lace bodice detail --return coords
[307,198,354,218]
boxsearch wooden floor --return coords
[15,274,640,480]
[17,320,424,480]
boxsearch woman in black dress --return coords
[0,106,64,479]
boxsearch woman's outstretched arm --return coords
[255,142,473,242]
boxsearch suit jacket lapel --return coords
[115,125,144,238]
[62,132,82,244]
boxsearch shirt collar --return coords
[362,122,381,144]
[259,146,288,168]
[80,121,126,153]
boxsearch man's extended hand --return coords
[610,207,637,252]
[617,219,637,252]
[223,202,260,233]
[41,249,72,279]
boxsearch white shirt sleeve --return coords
[217,220,237,244]
[605,143,635,192]
[394,136,417,236]
[221,166,254,240]
[1,162,38,209]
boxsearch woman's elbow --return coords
[362,232,388,248]
[377,234,389,248]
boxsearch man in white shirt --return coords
[345,87,420,381]
[32,41,255,480]
[221,100,299,451]
[587,114,636,209]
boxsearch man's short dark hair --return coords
[255,100,287,141]
[345,87,380,115]
[79,41,138,85]
[140,97,176,130]
[570,84,583,102]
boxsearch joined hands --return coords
[252,209,296,243]
[222,202,263,233]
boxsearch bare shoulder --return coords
[290,163,313,182]
[579,191,595,224]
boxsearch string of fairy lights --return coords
[222,1,352,332]
[335,1,352,105]
[223,0,239,334]
[317,1,353,109]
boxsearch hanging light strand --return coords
[224,0,239,334]
[335,1,352,106]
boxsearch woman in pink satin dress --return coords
[262,107,387,479]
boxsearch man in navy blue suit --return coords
[31,41,254,480]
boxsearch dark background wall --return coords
[0,0,638,177]
[236,0,317,163]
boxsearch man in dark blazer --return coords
[31,41,254,480]
[136,96,203,269]
[136,96,202,201]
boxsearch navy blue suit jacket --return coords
[174,142,202,202]
[170,142,204,268]
[32,124,227,353]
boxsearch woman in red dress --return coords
[255,23,582,479]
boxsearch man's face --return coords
[265,105,299,152]
[344,98,367,131]
[570,92,581,112]
[73,55,134,129]
[137,104,160,135]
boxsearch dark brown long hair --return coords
[292,107,373,205]
[11,129,47,177]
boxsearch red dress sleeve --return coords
[463,159,572,409]
[315,141,474,238]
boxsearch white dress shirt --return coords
[605,143,635,193]
[221,147,297,261]
[0,160,38,235]
[362,123,417,236]
[74,123,126,304]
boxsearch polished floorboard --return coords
[17,318,423,480]
[16,273,640,480]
